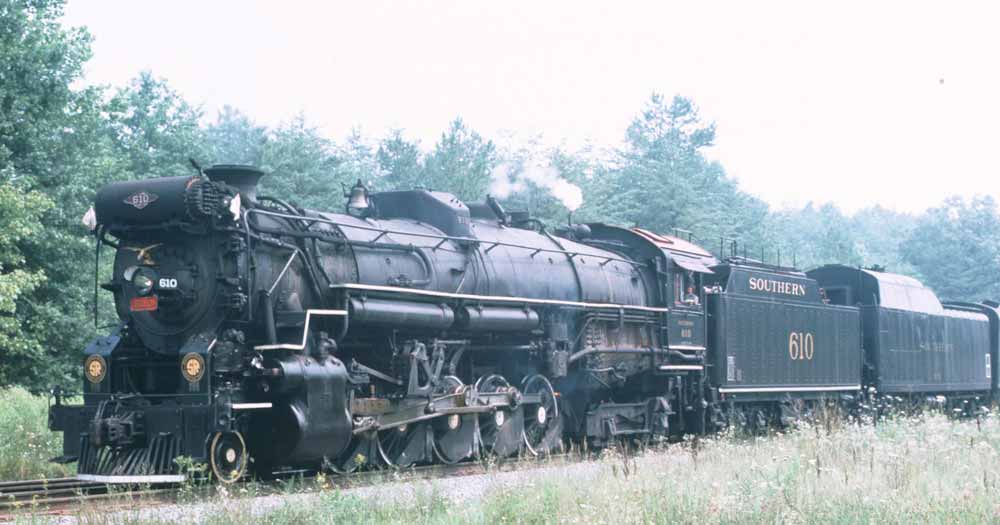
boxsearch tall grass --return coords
[15,409,1000,523]
[0,387,71,480]
[157,413,1000,523]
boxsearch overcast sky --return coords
[63,1,999,214]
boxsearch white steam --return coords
[489,160,584,211]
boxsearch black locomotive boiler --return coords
[48,164,1000,483]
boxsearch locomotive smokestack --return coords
[204,164,265,201]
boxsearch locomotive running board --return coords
[718,385,862,394]
[253,309,348,351]
[330,283,671,313]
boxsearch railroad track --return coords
[0,452,576,520]
[0,476,177,519]
[0,477,110,506]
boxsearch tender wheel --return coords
[209,431,248,484]
[521,374,562,456]
[432,376,477,464]
[753,408,769,433]
[474,375,523,458]
[377,422,428,468]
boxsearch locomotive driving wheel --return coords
[377,421,429,469]
[432,376,477,464]
[521,374,563,456]
[209,431,248,484]
[474,375,523,458]
[326,431,375,474]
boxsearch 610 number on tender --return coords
[788,331,815,360]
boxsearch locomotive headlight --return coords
[132,271,154,295]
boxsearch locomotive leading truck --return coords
[48,165,1000,482]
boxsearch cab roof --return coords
[631,228,719,274]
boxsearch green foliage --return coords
[254,114,350,210]
[851,206,917,274]
[767,203,863,269]
[423,118,495,201]
[0,0,107,389]
[0,0,995,394]
[0,178,51,384]
[0,387,71,480]
[0,0,92,177]
[205,105,268,166]
[104,71,207,178]
[580,94,769,247]
[903,196,1000,301]
[375,129,424,191]
[334,129,381,190]
[0,1,215,390]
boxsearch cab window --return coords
[674,271,700,307]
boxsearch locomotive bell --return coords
[346,180,371,217]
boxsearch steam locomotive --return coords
[48,165,1000,482]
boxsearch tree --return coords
[334,128,380,190]
[103,72,207,178]
[0,0,118,389]
[0,0,92,178]
[423,118,495,201]
[0,176,52,385]
[583,93,768,249]
[902,196,1000,301]
[256,114,348,210]
[205,105,268,166]
[850,206,917,274]
[376,129,423,191]
[766,203,862,269]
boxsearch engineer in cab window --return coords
[678,271,699,306]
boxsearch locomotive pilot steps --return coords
[49,164,1000,483]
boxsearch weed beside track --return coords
[7,388,1000,523]
[0,388,71,481]
[35,412,1000,524]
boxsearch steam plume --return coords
[489,160,583,211]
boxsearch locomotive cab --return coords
[637,229,715,354]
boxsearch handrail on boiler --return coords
[244,208,643,268]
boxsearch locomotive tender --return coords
[48,165,1000,482]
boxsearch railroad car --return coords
[808,265,995,412]
[47,164,1000,484]
[702,260,862,429]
